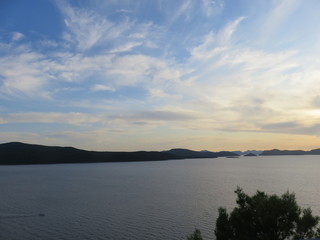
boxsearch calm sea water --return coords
[1,155,320,240]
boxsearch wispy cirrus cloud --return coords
[91,84,115,92]
[217,16,247,44]
[189,16,246,61]
[111,110,196,122]
[201,0,224,17]
[0,112,102,125]
[262,0,300,39]
[57,1,161,52]
[59,1,115,51]
[166,0,224,26]
[169,0,193,24]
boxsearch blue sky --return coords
[1,0,320,151]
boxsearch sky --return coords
[1,0,320,151]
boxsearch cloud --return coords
[104,54,181,88]
[91,84,115,92]
[262,0,300,38]
[40,40,59,48]
[108,42,142,53]
[0,41,179,99]
[169,0,193,24]
[0,112,102,125]
[164,14,320,138]
[119,110,196,122]
[149,88,172,98]
[0,47,53,98]
[57,1,160,52]
[217,16,247,44]
[0,2,182,100]
[12,32,24,41]
[259,121,320,137]
[261,121,301,131]
[59,1,115,51]
[2,0,320,151]
[189,17,246,61]
[201,0,224,17]
[0,130,117,151]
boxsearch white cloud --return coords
[149,88,170,98]
[1,112,102,125]
[60,4,115,51]
[108,42,142,53]
[190,36,227,61]
[161,14,320,137]
[217,16,247,44]
[57,1,160,52]
[262,0,300,38]
[0,40,179,99]
[0,50,52,98]
[40,40,59,47]
[189,17,246,61]
[91,84,115,92]
[201,0,224,17]
[169,0,193,24]
[12,32,24,41]
[105,54,181,87]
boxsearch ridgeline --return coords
[261,148,320,156]
[0,142,238,165]
[2,142,320,165]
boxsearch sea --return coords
[1,155,320,240]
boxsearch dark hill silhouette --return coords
[308,149,320,155]
[0,142,237,165]
[261,149,306,156]
[0,142,181,165]
[164,148,239,158]
[261,148,320,156]
[244,153,257,157]
[233,150,263,156]
[3,142,320,165]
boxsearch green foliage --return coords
[214,187,320,240]
[187,228,203,240]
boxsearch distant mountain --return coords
[308,149,320,155]
[233,150,263,156]
[261,148,320,156]
[244,153,257,157]
[0,142,238,165]
[164,148,239,158]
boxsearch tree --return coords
[214,187,320,240]
[187,228,203,240]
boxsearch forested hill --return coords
[0,142,238,165]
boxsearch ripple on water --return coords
[1,156,320,240]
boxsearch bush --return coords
[187,228,203,240]
[214,187,320,240]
